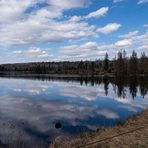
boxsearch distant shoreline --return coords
[0,51,148,77]
[0,72,115,78]
[0,72,147,78]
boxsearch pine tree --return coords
[103,53,109,72]
[129,50,138,75]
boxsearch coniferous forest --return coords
[0,50,147,76]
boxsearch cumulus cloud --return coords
[0,17,95,47]
[85,7,109,19]
[0,0,35,23]
[60,42,115,59]
[0,0,90,23]
[59,29,148,60]
[116,30,148,53]
[97,23,121,34]
[0,0,147,63]
[69,16,82,22]
[27,47,50,57]
[2,28,147,63]
[60,41,107,58]
[70,7,109,22]
[119,30,139,38]
[12,47,53,62]
[47,0,91,10]
[0,0,93,47]
[115,39,132,47]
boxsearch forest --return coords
[0,50,147,76]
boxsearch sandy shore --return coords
[50,110,148,148]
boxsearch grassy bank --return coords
[50,110,148,148]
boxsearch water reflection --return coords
[0,76,147,147]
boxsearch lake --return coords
[0,76,147,147]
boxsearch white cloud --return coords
[60,41,116,60]
[0,0,93,47]
[0,0,90,22]
[138,0,148,4]
[127,30,148,46]
[0,0,35,23]
[3,29,147,63]
[137,45,148,50]
[115,39,132,47]
[69,7,109,23]
[113,0,124,3]
[0,14,95,47]
[85,7,109,19]
[97,23,121,34]
[0,0,147,63]
[144,24,148,27]
[69,16,82,22]
[12,47,53,62]
[119,30,139,38]
[47,0,91,10]
[60,42,97,57]
[27,47,48,56]
[58,29,148,60]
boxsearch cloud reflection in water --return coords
[0,77,147,147]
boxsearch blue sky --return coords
[0,0,148,63]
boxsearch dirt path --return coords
[50,110,148,148]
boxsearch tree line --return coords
[0,50,147,76]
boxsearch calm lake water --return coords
[0,76,147,147]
